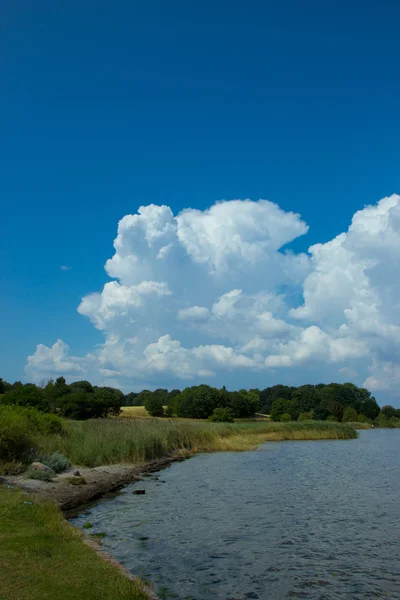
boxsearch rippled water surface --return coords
[71,430,400,599]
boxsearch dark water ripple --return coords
[71,429,400,599]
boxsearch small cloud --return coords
[60,265,71,271]
[339,367,358,378]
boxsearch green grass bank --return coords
[0,486,149,600]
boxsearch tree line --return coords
[0,377,123,420]
[1,376,399,425]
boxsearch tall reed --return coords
[38,419,357,467]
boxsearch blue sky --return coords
[1,1,400,401]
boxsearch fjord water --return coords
[71,430,400,599]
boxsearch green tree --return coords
[153,388,168,401]
[144,393,164,417]
[292,385,321,413]
[360,397,380,419]
[0,378,11,394]
[227,389,260,418]
[176,385,221,419]
[0,384,50,413]
[135,390,152,405]
[11,381,24,390]
[312,405,330,421]
[93,387,123,416]
[70,380,94,394]
[58,392,108,420]
[381,405,396,419]
[319,386,345,421]
[44,379,58,407]
[259,385,295,414]
[54,376,70,397]
[123,392,140,406]
[271,397,299,421]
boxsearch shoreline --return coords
[5,455,189,599]
[82,536,160,600]
[8,453,188,514]
[8,422,363,514]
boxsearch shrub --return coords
[33,452,70,473]
[375,413,389,427]
[279,413,291,422]
[0,406,35,462]
[342,407,358,422]
[67,476,87,485]
[208,407,234,422]
[25,467,55,481]
[0,406,64,463]
[165,404,174,417]
[298,411,313,421]
[25,411,64,435]
[326,415,339,422]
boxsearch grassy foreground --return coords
[0,486,149,600]
[37,419,358,468]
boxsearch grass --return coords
[36,418,358,468]
[24,467,55,482]
[344,421,371,429]
[0,486,149,600]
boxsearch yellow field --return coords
[120,406,151,418]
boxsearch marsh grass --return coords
[0,486,149,600]
[344,422,371,430]
[37,418,357,467]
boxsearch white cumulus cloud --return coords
[25,195,400,402]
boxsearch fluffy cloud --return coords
[78,281,172,330]
[27,340,87,379]
[26,195,400,401]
